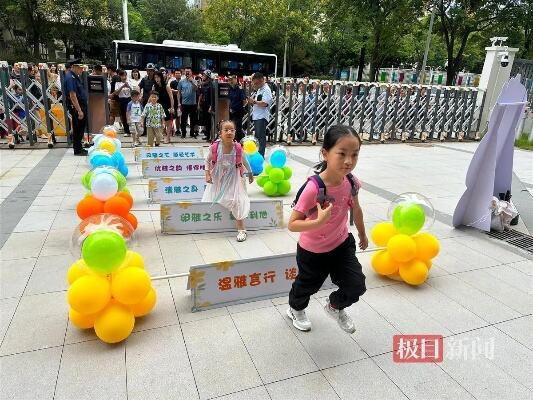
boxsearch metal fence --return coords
[240,81,486,143]
[511,59,533,105]
[0,65,79,146]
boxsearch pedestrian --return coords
[64,59,88,156]
[227,74,246,142]
[138,63,156,136]
[130,69,142,91]
[153,71,174,143]
[197,69,215,141]
[286,124,368,334]
[248,72,272,157]
[202,120,254,242]
[168,69,182,136]
[111,70,132,138]
[178,67,198,138]
[127,90,143,147]
[140,90,164,147]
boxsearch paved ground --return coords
[0,142,532,400]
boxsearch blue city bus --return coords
[112,40,277,78]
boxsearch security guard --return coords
[65,59,88,155]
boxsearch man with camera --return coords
[249,72,272,157]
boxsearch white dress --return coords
[202,143,251,220]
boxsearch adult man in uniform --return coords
[227,75,246,142]
[64,59,88,156]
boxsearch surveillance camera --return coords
[500,53,509,68]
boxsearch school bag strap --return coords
[211,140,244,176]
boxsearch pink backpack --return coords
[211,140,244,176]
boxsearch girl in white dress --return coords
[202,120,254,241]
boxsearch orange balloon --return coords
[117,191,133,207]
[103,130,117,138]
[76,196,105,219]
[125,213,138,230]
[103,196,131,218]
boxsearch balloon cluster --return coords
[256,146,293,196]
[87,126,129,177]
[370,193,440,286]
[241,136,264,176]
[78,167,138,230]
[67,127,155,344]
[68,215,156,343]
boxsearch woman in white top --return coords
[130,69,142,92]
[110,70,132,136]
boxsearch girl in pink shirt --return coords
[287,125,368,334]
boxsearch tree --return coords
[436,0,518,85]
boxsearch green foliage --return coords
[515,133,533,150]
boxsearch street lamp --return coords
[123,0,130,41]
[420,1,436,84]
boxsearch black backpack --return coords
[292,174,358,214]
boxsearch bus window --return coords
[119,51,142,68]
[145,53,164,69]
[197,57,217,72]
[166,55,192,70]
[250,62,264,72]
[221,59,245,74]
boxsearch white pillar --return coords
[122,0,130,41]
[478,45,519,130]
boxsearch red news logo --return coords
[393,335,444,363]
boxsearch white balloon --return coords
[91,173,118,201]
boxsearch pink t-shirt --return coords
[294,174,361,253]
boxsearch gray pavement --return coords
[0,142,532,400]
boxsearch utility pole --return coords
[123,0,130,40]
[420,2,436,84]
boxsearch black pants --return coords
[71,105,87,154]
[289,233,366,311]
[181,104,197,137]
[230,111,244,142]
[118,97,131,135]
[199,108,213,140]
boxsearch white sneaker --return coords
[286,307,312,331]
[324,298,356,334]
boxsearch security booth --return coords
[214,81,230,128]
[87,75,109,134]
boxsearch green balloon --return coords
[257,174,269,188]
[392,203,425,235]
[269,168,284,184]
[263,181,277,196]
[282,166,293,180]
[277,180,291,195]
[81,230,127,274]
[122,186,130,194]
[264,164,273,174]
[81,171,93,190]
[113,170,127,191]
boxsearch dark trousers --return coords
[199,108,213,140]
[289,234,366,311]
[181,104,197,137]
[253,118,267,157]
[118,97,131,135]
[230,111,244,142]
[71,105,87,154]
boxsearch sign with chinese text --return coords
[135,146,203,162]
[393,335,444,363]
[149,177,207,203]
[141,157,206,178]
[160,199,284,234]
[188,253,335,311]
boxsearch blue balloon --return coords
[118,164,129,177]
[112,152,125,167]
[247,152,264,175]
[270,150,287,168]
[90,154,114,168]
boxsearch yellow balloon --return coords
[99,140,116,153]
[243,140,257,154]
[67,275,111,315]
[387,272,403,281]
[371,250,398,275]
[424,259,432,270]
[122,250,145,269]
[399,259,429,285]
[69,308,98,329]
[413,233,440,260]
[370,222,397,246]
[387,234,417,263]
[111,267,151,305]
[129,287,157,317]
[67,259,89,285]
[94,302,135,343]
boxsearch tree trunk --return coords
[369,30,382,82]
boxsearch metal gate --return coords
[511,58,533,105]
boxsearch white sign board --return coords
[134,146,203,162]
[188,253,335,311]
[161,199,284,234]
[141,157,206,178]
[148,177,207,203]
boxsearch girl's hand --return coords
[358,233,369,250]
[248,173,254,184]
[316,202,332,223]
[206,173,212,184]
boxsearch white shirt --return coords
[115,81,132,98]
